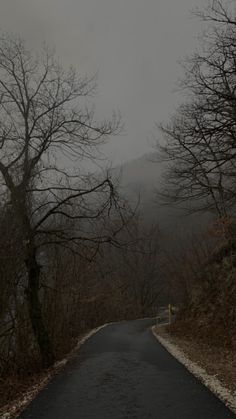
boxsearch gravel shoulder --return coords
[0,325,107,419]
[17,319,236,418]
[2,319,235,419]
[152,324,236,415]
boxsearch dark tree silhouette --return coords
[0,33,126,366]
[156,1,236,217]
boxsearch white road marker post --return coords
[168,303,172,331]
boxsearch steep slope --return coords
[172,239,236,348]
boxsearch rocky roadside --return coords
[152,324,236,415]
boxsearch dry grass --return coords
[0,370,53,419]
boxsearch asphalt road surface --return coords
[19,319,235,418]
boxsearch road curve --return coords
[19,319,235,418]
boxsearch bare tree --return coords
[156,1,236,217]
[0,33,125,366]
[110,219,163,317]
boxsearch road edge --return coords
[0,324,108,419]
[151,326,236,415]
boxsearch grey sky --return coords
[0,0,206,165]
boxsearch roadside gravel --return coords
[152,325,236,415]
[0,324,107,419]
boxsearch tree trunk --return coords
[26,249,55,367]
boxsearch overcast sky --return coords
[0,0,206,165]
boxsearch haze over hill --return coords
[113,152,212,245]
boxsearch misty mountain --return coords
[113,152,212,245]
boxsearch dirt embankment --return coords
[155,240,236,409]
[172,240,236,349]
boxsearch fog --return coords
[0,0,206,165]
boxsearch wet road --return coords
[19,319,235,418]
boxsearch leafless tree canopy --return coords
[157,1,236,217]
[0,33,129,367]
[0,34,123,244]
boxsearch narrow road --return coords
[20,319,234,418]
